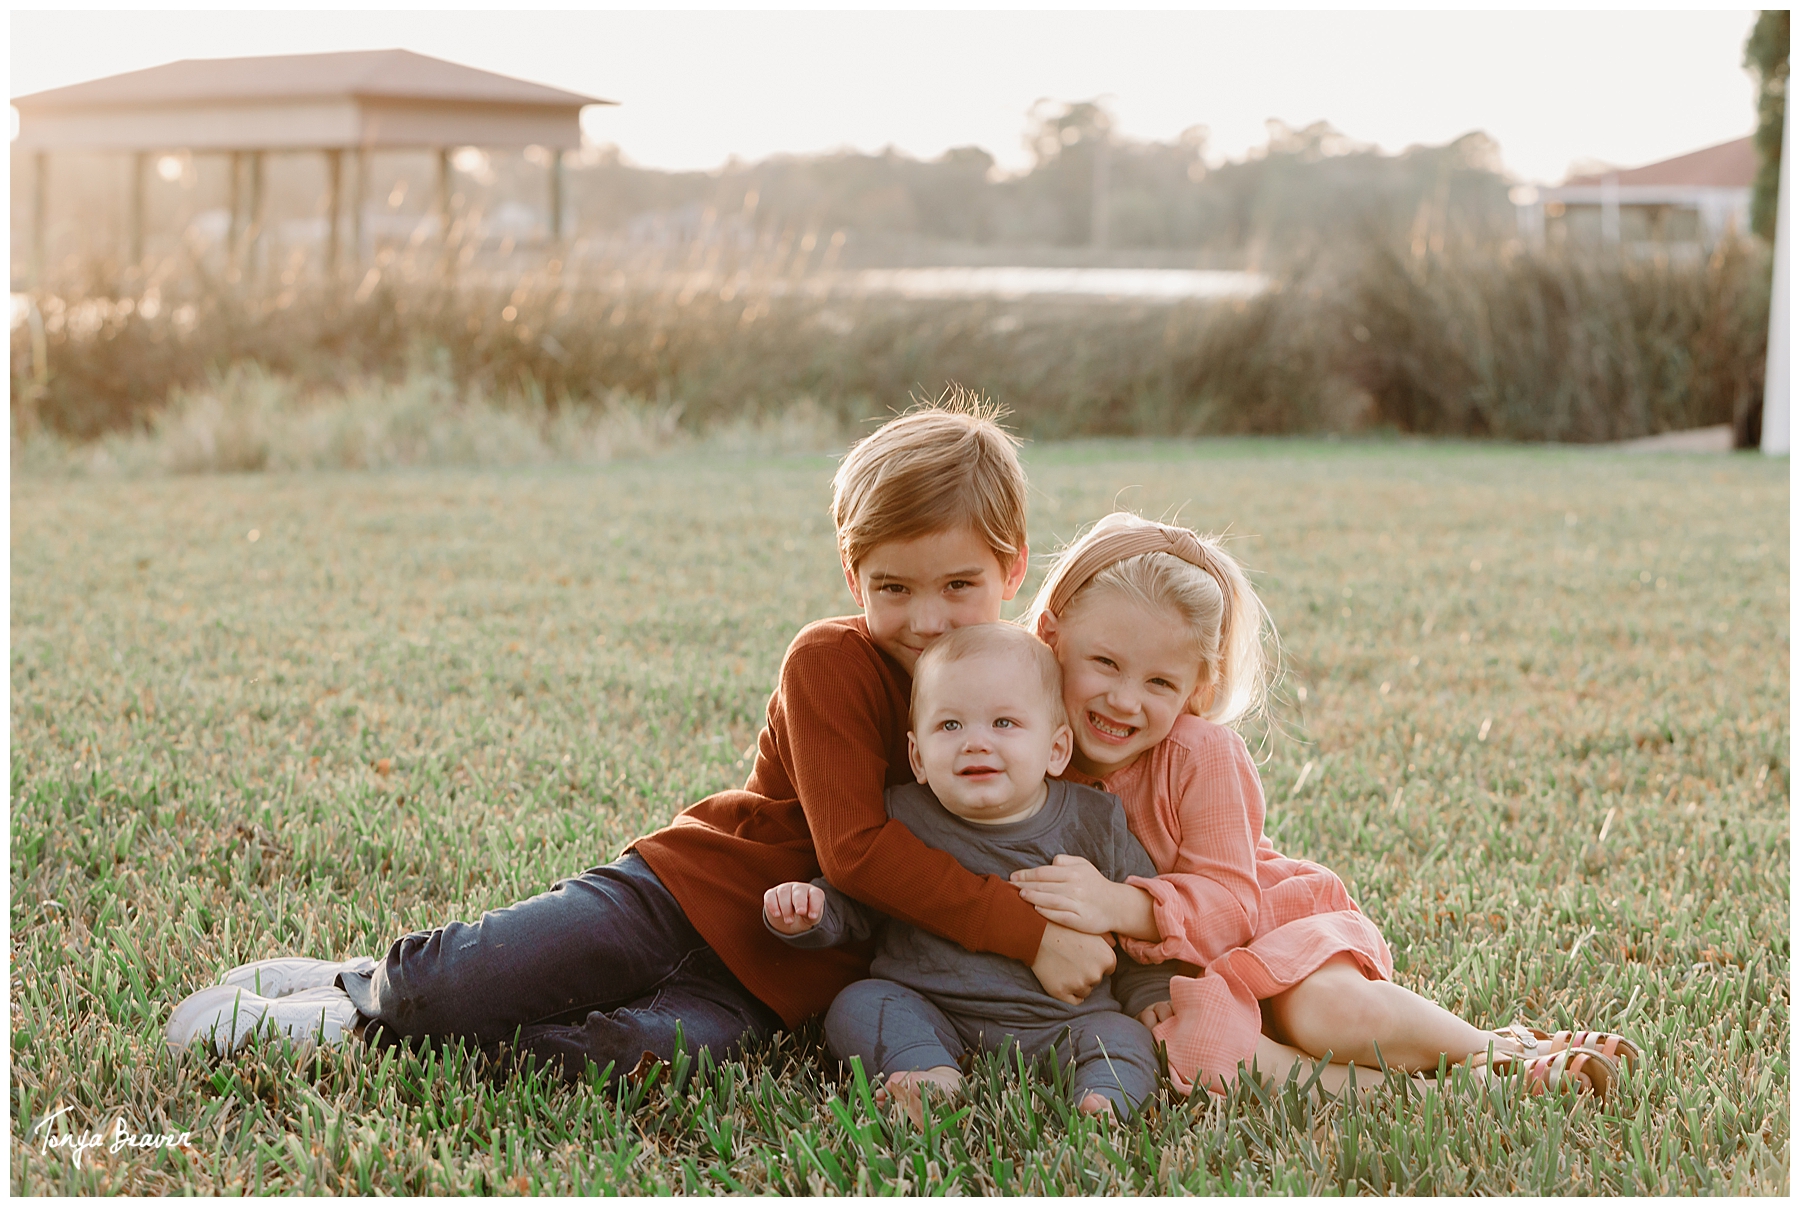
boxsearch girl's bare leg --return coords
[1264,954,1512,1072]
[1223,1034,1400,1097]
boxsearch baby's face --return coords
[907,649,1073,825]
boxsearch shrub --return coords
[11,236,1772,464]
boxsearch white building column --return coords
[1600,173,1621,245]
[1764,108,1790,455]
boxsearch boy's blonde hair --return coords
[831,389,1028,573]
[911,623,1067,730]
[1023,512,1272,726]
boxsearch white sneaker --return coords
[219,955,378,998]
[165,984,361,1054]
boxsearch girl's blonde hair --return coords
[1023,511,1272,726]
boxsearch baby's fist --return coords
[1136,1000,1175,1029]
[763,882,825,935]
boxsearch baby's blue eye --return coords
[941,719,961,731]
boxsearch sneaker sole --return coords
[166,985,361,1054]
[220,955,377,999]
[166,985,271,1053]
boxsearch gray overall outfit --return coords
[769,779,1175,1114]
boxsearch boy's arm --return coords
[764,879,883,949]
[778,634,1049,965]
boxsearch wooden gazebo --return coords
[11,48,612,284]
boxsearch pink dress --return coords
[1062,715,1394,1095]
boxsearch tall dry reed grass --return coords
[13,364,852,477]
[1343,239,1770,443]
[11,236,1771,472]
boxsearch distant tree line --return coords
[562,103,1518,268]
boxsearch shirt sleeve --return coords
[764,879,882,950]
[779,633,1048,964]
[1116,729,1264,968]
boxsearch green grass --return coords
[10,438,1789,1193]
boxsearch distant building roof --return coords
[10,49,613,152]
[12,49,610,111]
[1563,137,1756,190]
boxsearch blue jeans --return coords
[339,853,782,1083]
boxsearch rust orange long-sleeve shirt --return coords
[630,615,1050,1026]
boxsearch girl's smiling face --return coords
[1038,590,1204,779]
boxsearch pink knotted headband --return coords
[1045,521,1232,638]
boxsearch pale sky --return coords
[10,8,1764,185]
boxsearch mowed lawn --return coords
[10,438,1789,1194]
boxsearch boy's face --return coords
[907,648,1073,825]
[843,527,1029,674]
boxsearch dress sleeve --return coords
[1116,727,1264,967]
[781,635,1048,964]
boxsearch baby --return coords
[763,622,1174,1122]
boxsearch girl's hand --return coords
[763,882,825,935]
[1012,854,1158,940]
[1136,1000,1174,1029]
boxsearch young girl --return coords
[1010,512,1640,1099]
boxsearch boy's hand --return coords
[1137,1000,1175,1029]
[763,882,826,935]
[1030,922,1116,1005]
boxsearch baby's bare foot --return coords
[1077,1091,1116,1120]
[875,1067,964,1127]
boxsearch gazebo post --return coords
[352,146,368,268]
[435,146,453,272]
[128,151,148,273]
[549,149,565,243]
[32,150,48,291]
[247,151,266,282]
[227,151,243,275]
[325,148,343,276]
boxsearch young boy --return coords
[763,623,1172,1122]
[165,400,1119,1080]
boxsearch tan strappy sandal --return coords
[1464,1043,1620,1099]
[1496,1022,1643,1070]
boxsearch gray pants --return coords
[824,979,1159,1116]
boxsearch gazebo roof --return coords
[13,49,608,111]
[10,49,613,152]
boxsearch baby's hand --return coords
[1137,999,1175,1030]
[763,882,826,935]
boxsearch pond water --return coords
[830,266,1267,301]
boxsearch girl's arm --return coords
[1010,853,1162,940]
[1116,726,1265,968]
